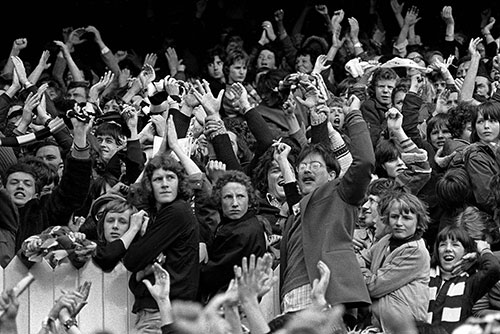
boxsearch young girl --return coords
[427,225,500,333]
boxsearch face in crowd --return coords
[221,182,249,220]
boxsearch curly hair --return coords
[96,198,138,244]
[212,170,258,212]
[251,137,301,197]
[448,101,475,139]
[139,153,191,209]
[379,191,429,239]
[367,67,398,98]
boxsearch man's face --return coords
[359,194,380,228]
[257,50,277,70]
[475,76,491,98]
[374,79,396,106]
[328,106,345,130]
[6,172,37,207]
[228,59,247,84]
[456,60,471,79]
[67,87,87,103]
[36,145,63,176]
[297,153,332,195]
[267,160,285,200]
[97,135,120,162]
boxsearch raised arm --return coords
[1,38,27,78]
[460,37,482,102]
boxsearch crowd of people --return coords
[2,0,500,333]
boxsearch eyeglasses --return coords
[298,161,324,172]
[408,56,423,63]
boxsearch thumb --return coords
[216,89,224,102]
[142,279,153,291]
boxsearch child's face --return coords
[103,209,132,243]
[438,237,465,273]
[388,202,418,239]
[328,106,345,130]
[97,135,120,162]
[374,79,397,106]
[429,125,452,149]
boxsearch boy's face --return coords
[374,79,397,106]
[97,135,120,162]
[5,172,37,207]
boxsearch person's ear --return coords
[328,171,336,181]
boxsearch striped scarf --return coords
[427,266,469,327]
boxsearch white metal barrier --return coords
[0,258,281,334]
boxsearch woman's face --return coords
[429,125,452,149]
[257,49,276,70]
[267,160,285,200]
[221,182,249,220]
[388,202,418,239]
[151,168,179,205]
[103,209,132,242]
[228,59,247,84]
[383,156,407,178]
[208,55,224,80]
[438,237,465,273]
[475,112,500,144]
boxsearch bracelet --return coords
[44,118,53,128]
[73,142,90,152]
[169,95,182,103]
[63,317,78,330]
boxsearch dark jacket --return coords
[123,198,200,312]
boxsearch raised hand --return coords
[315,4,329,16]
[166,115,179,150]
[311,260,331,308]
[234,253,277,302]
[404,6,421,27]
[274,9,284,23]
[227,82,252,113]
[144,53,158,68]
[312,54,331,74]
[390,0,405,16]
[11,56,29,86]
[348,17,360,41]
[441,6,454,25]
[165,47,185,76]
[385,107,403,134]
[273,141,291,165]
[205,160,226,183]
[84,25,104,44]
[468,37,483,57]
[36,50,51,71]
[89,70,115,102]
[12,38,28,52]
[262,21,277,41]
[192,79,224,115]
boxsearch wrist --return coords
[23,81,33,89]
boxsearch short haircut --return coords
[95,121,125,146]
[436,168,472,211]
[256,69,288,108]
[3,162,38,191]
[296,143,341,178]
[470,101,500,143]
[366,177,408,197]
[14,156,59,193]
[379,192,429,238]
[223,48,249,78]
[212,170,258,211]
[456,205,500,244]
[368,68,398,98]
[431,225,476,267]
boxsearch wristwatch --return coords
[63,317,78,330]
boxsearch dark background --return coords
[1,0,499,74]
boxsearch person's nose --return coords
[397,157,404,166]
[112,220,119,229]
[231,197,239,207]
[362,200,371,210]
[484,120,491,129]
